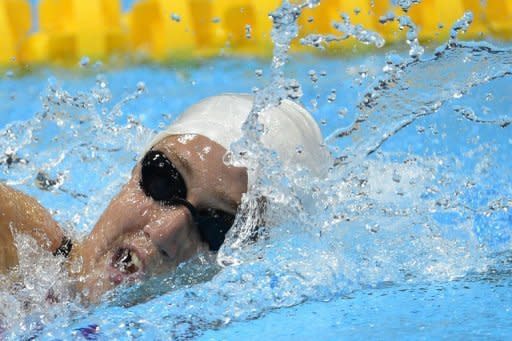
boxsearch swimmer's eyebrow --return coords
[141,145,191,179]
[163,147,192,177]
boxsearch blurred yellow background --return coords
[1,0,511,66]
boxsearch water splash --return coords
[222,0,323,259]
[392,0,421,12]
[328,40,512,162]
[209,5,510,341]
[1,1,511,339]
[0,77,152,229]
[301,13,385,49]
[0,76,159,337]
[0,233,79,334]
[449,11,474,45]
[397,15,424,58]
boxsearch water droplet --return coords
[170,13,181,22]
[308,70,318,83]
[284,79,302,100]
[379,12,395,24]
[136,81,146,94]
[71,256,83,274]
[245,24,252,39]
[392,0,421,12]
[453,92,463,99]
[79,56,90,67]
[338,107,348,117]
[327,89,337,103]
[307,0,321,8]
[392,170,401,183]
[449,11,473,44]
[366,224,380,233]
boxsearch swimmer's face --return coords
[75,135,247,300]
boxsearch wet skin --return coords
[74,134,248,300]
[0,184,63,273]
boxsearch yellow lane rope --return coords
[0,0,510,65]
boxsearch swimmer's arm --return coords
[0,184,63,272]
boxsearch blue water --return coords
[1,3,512,339]
[201,267,512,340]
[0,49,510,338]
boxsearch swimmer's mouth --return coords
[111,247,144,276]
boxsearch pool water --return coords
[1,1,512,339]
[201,262,512,340]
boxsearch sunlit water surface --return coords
[0,3,512,339]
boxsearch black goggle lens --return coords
[140,150,187,202]
[140,150,235,251]
[196,208,236,251]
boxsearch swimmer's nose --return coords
[142,207,198,260]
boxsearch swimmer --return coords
[0,94,330,300]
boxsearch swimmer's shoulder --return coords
[0,184,63,273]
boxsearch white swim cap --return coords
[150,93,332,185]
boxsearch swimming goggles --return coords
[139,150,235,251]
